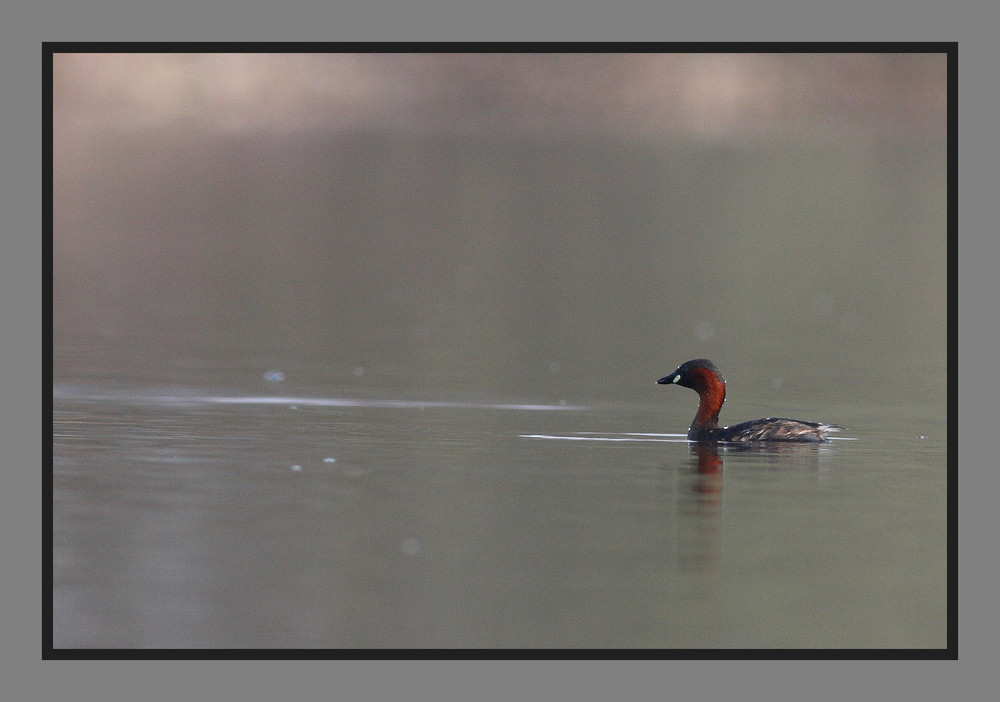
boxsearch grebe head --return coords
[657,359,725,393]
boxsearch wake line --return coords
[521,433,687,442]
[53,385,584,412]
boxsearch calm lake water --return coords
[51,131,948,649]
[51,373,946,649]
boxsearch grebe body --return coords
[657,359,841,443]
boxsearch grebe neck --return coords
[688,366,726,432]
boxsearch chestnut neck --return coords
[687,366,726,431]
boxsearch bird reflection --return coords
[691,442,723,496]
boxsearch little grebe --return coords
[657,359,842,443]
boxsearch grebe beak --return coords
[657,373,679,385]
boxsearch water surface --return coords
[52,378,946,649]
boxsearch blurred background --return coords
[53,52,946,405]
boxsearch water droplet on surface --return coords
[400,537,421,556]
[694,321,715,340]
